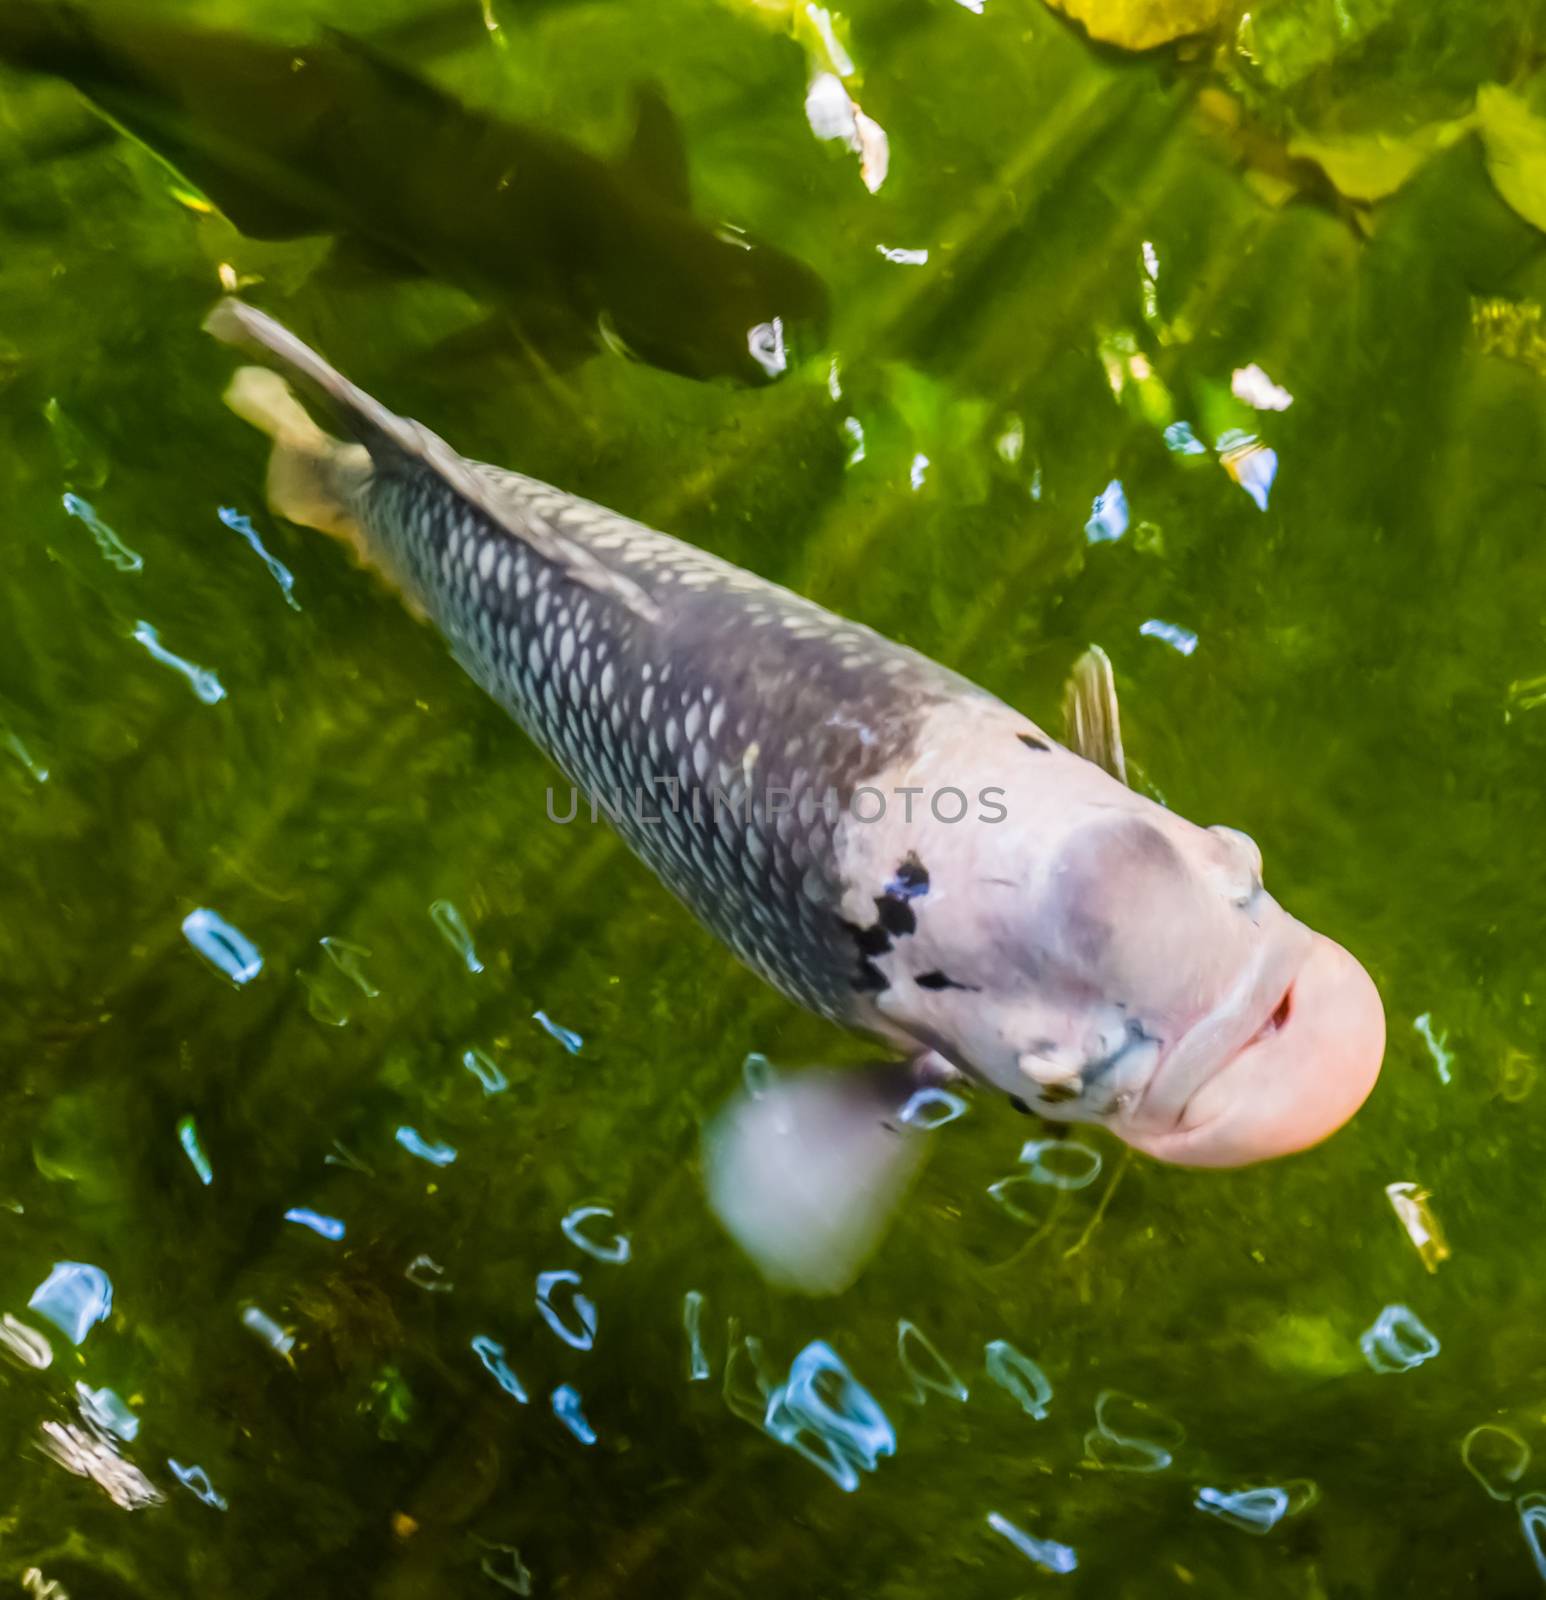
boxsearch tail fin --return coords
[221,365,369,541]
[204,298,411,457]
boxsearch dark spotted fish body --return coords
[384,465,982,1019]
[208,300,980,1023]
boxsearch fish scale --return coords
[349,422,971,1023]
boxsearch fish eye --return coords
[746,319,787,378]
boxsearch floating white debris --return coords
[1384,1182,1450,1272]
[909,452,930,490]
[877,244,928,265]
[747,318,788,378]
[803,5,855,77]
[804,72,889,193]
[0,1314,52,1370]
[39,1420,162,1510]
[1231,363,1294,411]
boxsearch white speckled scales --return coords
[370,453,976,1021]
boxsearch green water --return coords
[4,0,1546,1593]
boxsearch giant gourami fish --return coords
[205,301,1385,1291]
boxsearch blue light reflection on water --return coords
[181,909,262,986]
[217,505,299,609]
[536,1270,597,1351]
[551,1384,598,1445]
[132,621,225,703]
[761,1341,897,1493]
[471,1335,529,1403]
[560,1205,631,1263]
[395,1126,458,1166]
[28,1262,113,1346]
[168,1459,229,1511]
[284,1208,346,1241]
[986,1511,1078,1574]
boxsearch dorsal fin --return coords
[1061,644,1128,785]
[618,84,691,210]
[204,298,660,622]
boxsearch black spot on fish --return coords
[875,894,916,937]
[1018,732,1050,751]
[916,970,978,992]
[852,958,889,993]
[1008,1095,1033,1116]
[1038,1080,1081,1105]
[844,919,892,958]
[886,853,930,898]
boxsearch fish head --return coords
[597,214,829,385]
[844,709,1385,1167]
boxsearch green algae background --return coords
[4,0,1546,1594]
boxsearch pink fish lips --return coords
[1121,932,1386,1168]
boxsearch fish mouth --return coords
[1124,933,1385,1168]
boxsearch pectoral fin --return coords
[702,1057,960,1295]
[1062,644,1128,785]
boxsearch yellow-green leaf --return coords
[1288,115,1474,204]
[1477,83,1546,233]
[1042,0,1230,51]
